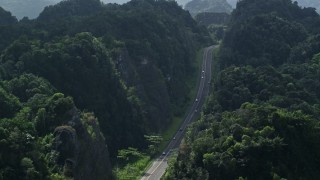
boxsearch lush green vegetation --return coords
[159,48,204,150]
[114,147,151,180]
[115,47,204,179]
[165,0,320,179]
[221,0,320,68]
[0,0,210,179]
[0,32,147,155]
[0,73,113,179]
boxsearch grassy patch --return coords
[114,154,151,180]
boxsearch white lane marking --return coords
[146,153,170,180]
[142,46,214,180]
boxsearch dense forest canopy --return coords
[165,0,320,179]
[0,0,211,179]
[221,0,320,67]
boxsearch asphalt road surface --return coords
[141,45,215,180]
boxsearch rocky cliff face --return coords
[54,108,113,180]
[114,48,172,131]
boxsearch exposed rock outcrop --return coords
[54,108,113,180]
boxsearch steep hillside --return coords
[0,0,210,178]
[0,32,147,156]
[221,0,319,67]
[165,0,320,179]
[0,74,113,179]
[34,0,211,141]
[0,7,19,51]
[0,6,17,25]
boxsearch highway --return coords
[141,45,215,180]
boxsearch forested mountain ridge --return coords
[0,0,211,179]
[0,7,17,25]
[165,0,320,179]
[221,0,320,67]
[38,0,103,22]
[0,74,113,179]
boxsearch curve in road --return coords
[141,45,215,180]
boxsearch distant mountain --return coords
[185,0,232,16]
